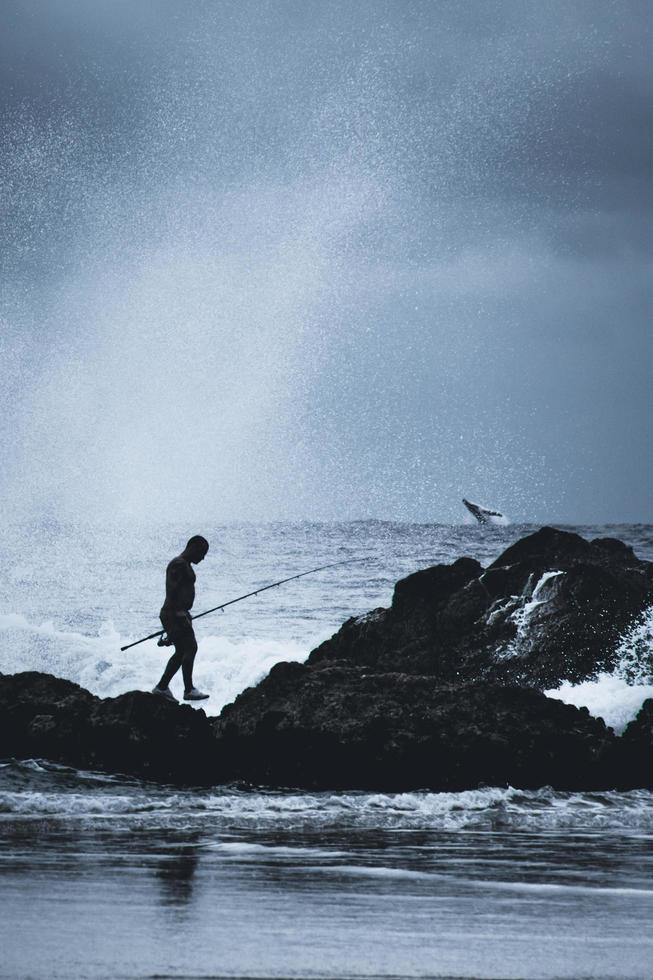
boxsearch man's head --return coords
[184,535,209,563]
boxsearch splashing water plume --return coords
[546,604,653,733]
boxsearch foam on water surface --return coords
[3,761,653,833]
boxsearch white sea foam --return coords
[301,864,653,896]
[2,772,653,832]
[0,612,308,711]
[545,602,653,732]
[512,570,565,625]
[546,673,653,734]
[495,570,565,661]
[615,604,653,682]
[209,842,347,858]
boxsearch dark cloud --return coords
[1,0,651,522]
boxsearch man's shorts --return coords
[159,608,196,648]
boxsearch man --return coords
[152,535,210,702]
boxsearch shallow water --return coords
[2,522,653,978]
[2,761,653,980]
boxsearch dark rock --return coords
[392,557,482,613]
[84,691,218,784]
[488,525,594,568]
[309,526,653,689]
[213,665,616,790]
[0,672,95,766]
[0,671,218,784]
[615,698,653,788]
[590,537,638,561]
[625,697,653,743]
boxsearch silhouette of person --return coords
[152,535,210,702]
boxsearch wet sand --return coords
[2,820,652,979]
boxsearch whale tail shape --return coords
[462,498,506,525]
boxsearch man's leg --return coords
[157,646,184,689]
[181,630,198,693]
[155,611,186,692]
[179,627,208,699]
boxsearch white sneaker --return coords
[183,687,209,701]
[152,686,178,703]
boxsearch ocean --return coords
[2,521,653,979]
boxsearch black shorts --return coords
[160,608,196,647]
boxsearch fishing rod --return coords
[120,557,367,652]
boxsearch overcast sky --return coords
[1,0,652,524]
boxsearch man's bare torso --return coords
[161,556,196,614]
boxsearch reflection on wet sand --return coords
[2,823,653,979]
[154,844,200,909]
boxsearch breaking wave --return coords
[545,603,653,733]
[546,673,653,734]
[2,760,653,832]
[0,613,309,711]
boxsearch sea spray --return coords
[510,569,565,631]
[545,603,653,732]
[615,604,653,682]
[545,673,653,734]
[494,569,565,660]
[0,612,309,711]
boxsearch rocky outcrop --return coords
[213,661,616,790]
[308,527,653,689]
[211,526,653,789]
[616,698,653,788]
[0,671,217,785]
[1,527,652,790]
[0,665,621,791]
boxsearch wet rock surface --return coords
[0,671,217,785]
[616,698,653,788]
[309,526,653,688]
[213,662,617,790]
[2,527,653,789]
